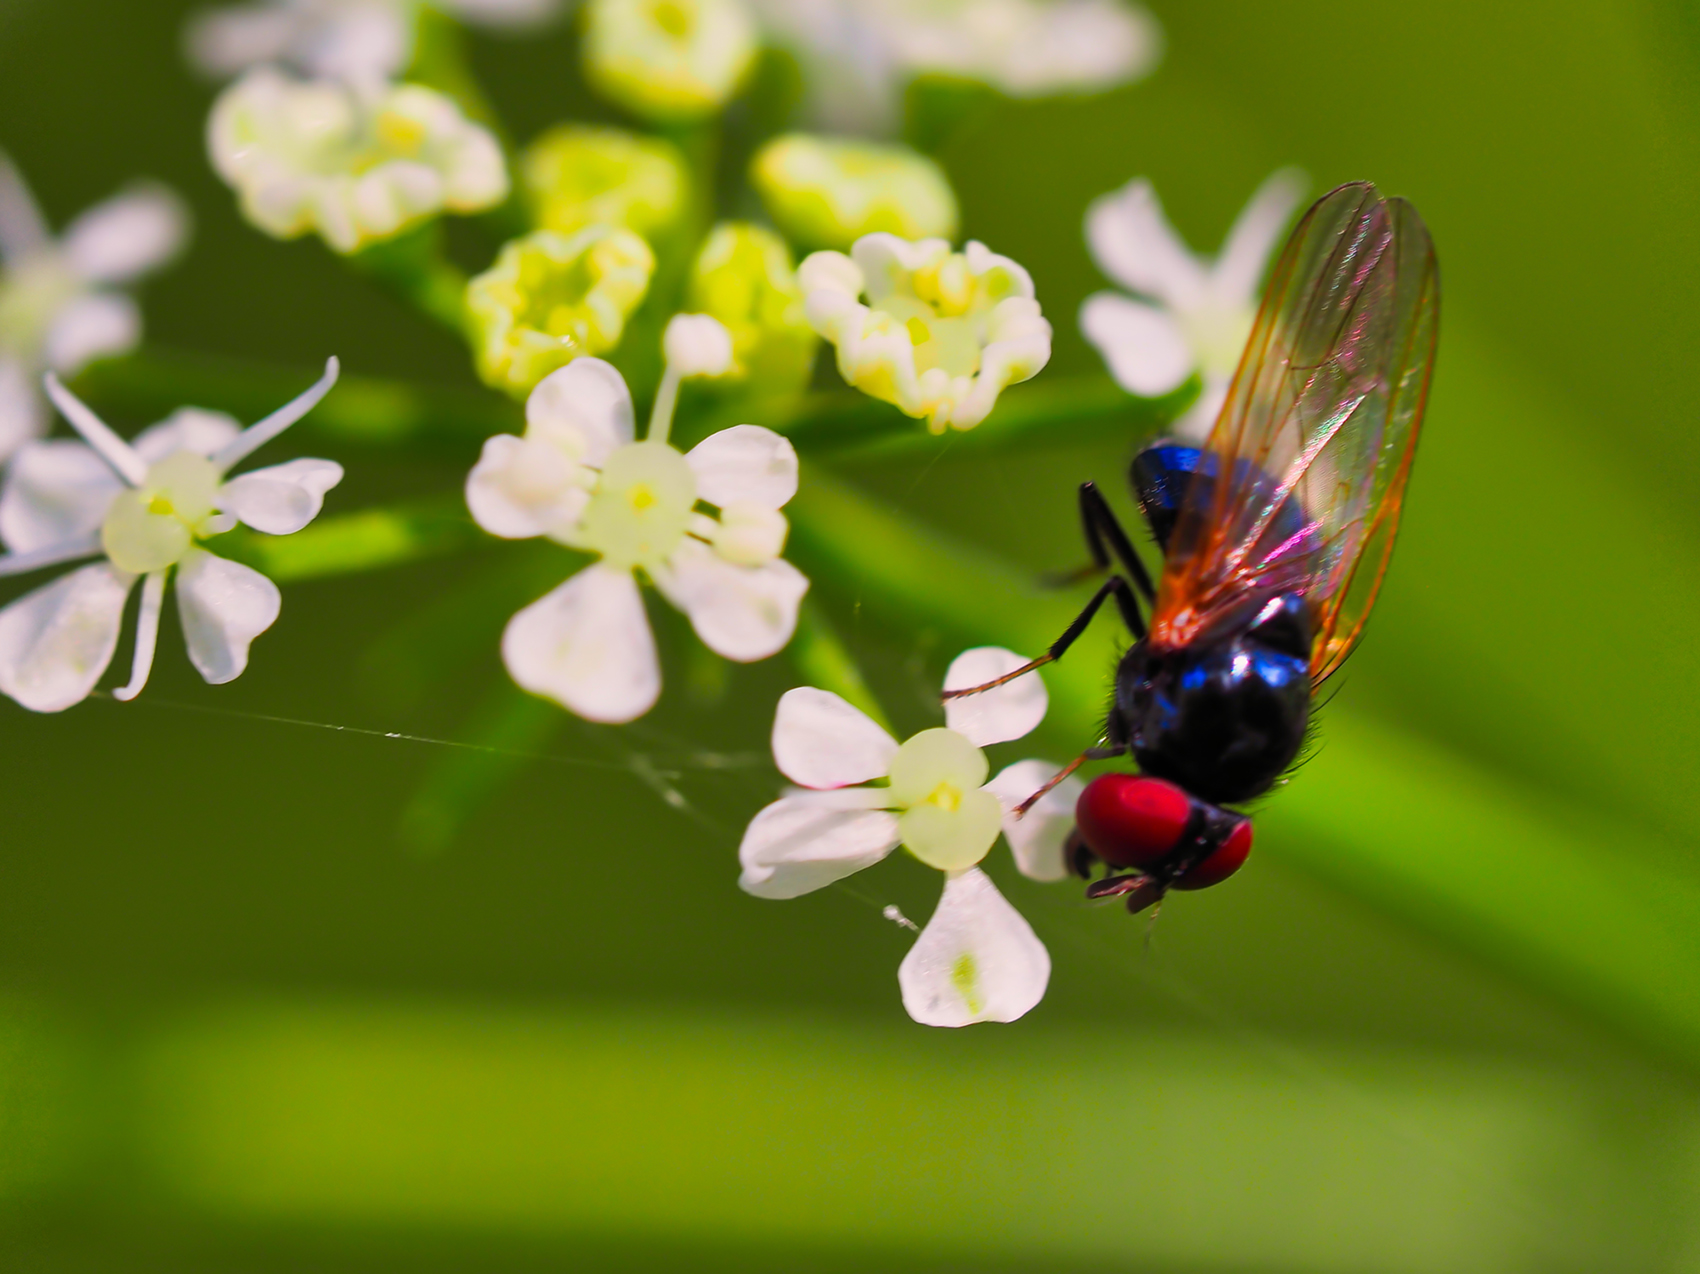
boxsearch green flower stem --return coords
[787,461,1700,1068]
[72,349,521,448]
[788,599,894,734]
[215,499,488,582]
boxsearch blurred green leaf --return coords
[75,349,520,448]
[217,500,487,582]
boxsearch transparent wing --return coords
[1147,182,1439,682]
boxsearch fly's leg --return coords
[1042,482,1157,602]
[942,575,1145,705]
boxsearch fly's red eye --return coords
[1173,819,1252,890]
[1074,774,1191,868]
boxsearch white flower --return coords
[738,646,1070,1027]
[798,233,1051,433]
[207,68,508,255]
[186,0,562,87]
[582,0,758,124]
[466,319,807,723]
[1080,169,1303,442]
[0,153,189,465]
[747,0,1160,133]
[0,360,342,712]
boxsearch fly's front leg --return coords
[941,576,1145,704]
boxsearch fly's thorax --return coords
[576,439,696,571]
[101,450,226,575]
[1117,593,1313,804]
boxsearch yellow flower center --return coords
[651,0,692,37]
[925,781,962,813]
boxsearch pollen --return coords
[905,316,930,346]
[925,780,962,812]
[628,482,658,511]
[147,494,175,517]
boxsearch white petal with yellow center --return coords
[887,727,1000,871]
[898,866,1051,1028]
[575,440,696,571]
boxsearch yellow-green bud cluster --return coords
[686,223,817,394]
[751,134,959,253]
[466,226,656,397]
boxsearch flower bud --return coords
[466,226,656,397]
[582,0,758,124]
[686,222,816,393]
[751,134,958,252]
[520,124,690,238]
[663,313,735,378]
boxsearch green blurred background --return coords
[6,0,1700,1269]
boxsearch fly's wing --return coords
[1148,182,1439,682]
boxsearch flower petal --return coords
[770,685,898,788]
[1084,177,1204,310]
[685,425,799,509]
[0,355,47,464]
[61,183,190,284]
[986,759,1084,883]
[653,538,808,662]
[175,548,281,684]
[132,407,244,463]
[898,867,1051,1027]
[42,292,140,375]
[942,646,1047,747]
[0,439,123,553]
[220,458,344,535]
[1214,168,1306,307]
[1079,292,1193,397]
[0,560,133,712]
[0,150,49,262]
[465,433,588,539]
[738,789,902,899]
[525,357,634,466]
[501,563,658,722]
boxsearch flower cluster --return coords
[208,68,509,254]
[0,154,188,463]
[800,233,1053,432]
[740,647,1081,1025]
[0,362,341,712]
[1081,169,1302,440]
[467,314,808,722]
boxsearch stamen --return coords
[1012,752,1087,818]
[42,375,147,486]
[0,536,102,577]
[212,356,340,473]
[113,569,167,702]
[939,653,1053,701]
